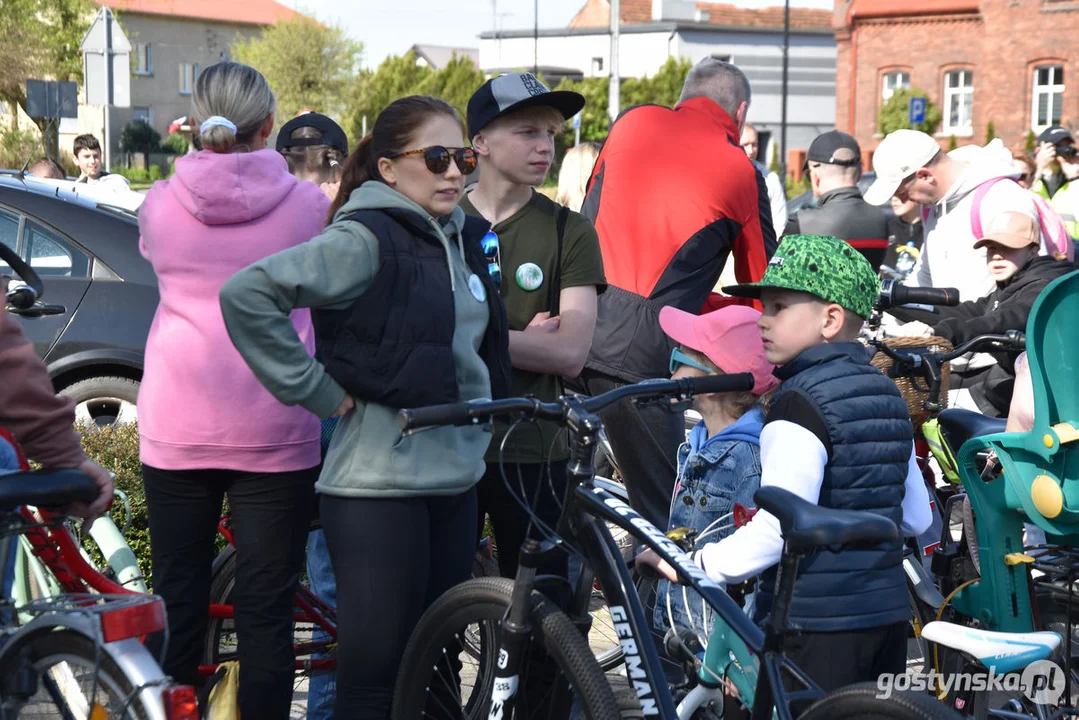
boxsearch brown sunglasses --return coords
[389,146,477,175]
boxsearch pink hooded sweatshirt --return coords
[137,149,328,472]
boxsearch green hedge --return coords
[110,165,163,184]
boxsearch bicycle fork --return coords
[488,539,541,720]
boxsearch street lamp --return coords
[780,0,790,179]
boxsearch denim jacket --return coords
[655,408,764,633]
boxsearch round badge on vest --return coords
[515,262,544,292]
[467,273,487,303]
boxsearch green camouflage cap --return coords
[725,234,878,318]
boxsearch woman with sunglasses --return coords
[220,95,511,718]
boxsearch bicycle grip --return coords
[681,372,754,395]
[889,284,961,308]
[397,402,474,431]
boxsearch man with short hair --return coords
[1032,125,1079,238]
[27,157,65,179]
[786,130,888,269]
[577,57,774,530]
[740,123,787,233]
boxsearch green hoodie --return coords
[220,181,493,497]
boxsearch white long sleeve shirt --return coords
[694,419,933,585]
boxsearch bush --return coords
[786,173,810,198]
[948,134,958,152]
[111,165,163,184]
[985,120,996,144]
[1026,130,1038,152]
[78,423,152,584]
[0,127,42,169]
[877,88,942,136]
[161,132,189,155]
[119,120,161,155]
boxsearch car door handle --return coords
[6,302,66,318]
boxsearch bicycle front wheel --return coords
[0,630,155,719]
[798,681,964,720]
[391,576,621,720]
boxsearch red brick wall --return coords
[835,0,1079,153]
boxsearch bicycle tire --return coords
[797,682,964,720]
[391,576,621,720]
[0,629,154,719]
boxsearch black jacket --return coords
[932,255,1074,414]
[312,208,512,409]
[785,187,889,269]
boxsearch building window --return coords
[591,57,603,74]
[943,69,973,132]
[881,71,909,101]
[133,106,152,125]
[711,54,731,63]
[179,63,198,95]
[134,43,152,75]
[1033,65,1065,131]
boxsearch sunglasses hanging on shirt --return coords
[481,231,502,287]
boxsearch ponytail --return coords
[328,134,375,222]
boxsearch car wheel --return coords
[60,376,139,428]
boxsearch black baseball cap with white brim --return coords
[863,129,942,206]
[467,72,585,138]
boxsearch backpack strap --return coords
[549,205,569,317]
[968,176,1007,239]
[969,177,1074,261]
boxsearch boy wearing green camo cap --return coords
[639,234,933,693]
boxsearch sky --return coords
[284,0,836,70]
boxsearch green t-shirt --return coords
[460,190,607,463]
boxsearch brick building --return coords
[835,0,1079,154]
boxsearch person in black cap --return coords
[785,129,889,269]
[276,112,349,201]
[1033,124,1079,236]
[462,73,606,589]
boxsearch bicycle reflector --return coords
[163,685,199,720]
[733,503,758,528]
[99,595,167,643]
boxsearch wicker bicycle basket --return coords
[870,336,953,422]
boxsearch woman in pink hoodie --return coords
[136,62,328,718]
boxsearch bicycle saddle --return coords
[754,486,898,554]
[0,469,99,511]
[938,408,1007,454]
[920,621,1060,675]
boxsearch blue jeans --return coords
[306,527,336,720]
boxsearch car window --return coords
[0,208,17,275]
[25,221,90,278]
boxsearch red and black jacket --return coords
[580,97,776,382]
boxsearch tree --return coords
[415,54,486,124]
[877,88,942,135]
[985,120,996,144]
[119,120,161,154]
[769,140,782,175]
[1026,130,1038,153]
[231,17,363,125]
[620,57,692,110]
[947,134,958,152]
[347,51,433,140]
[0,0,95,131]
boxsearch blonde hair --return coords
[194,62,276,152]
[280,126,345,186]
[556,142,601,212]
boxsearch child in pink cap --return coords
[651,304,778,637]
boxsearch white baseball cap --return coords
[863,129,942,206]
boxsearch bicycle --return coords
[0,467,198,719]
[389,375,962,719]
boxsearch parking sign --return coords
[909,97,927,125]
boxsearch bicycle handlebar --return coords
[876,279,960,310]
[397,373,755,432]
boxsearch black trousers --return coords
[477,460,569,585]
[321,488,477,719]
[142,464,316,720]
[783,621,908,695]
[570,368,685,530]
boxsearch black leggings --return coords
[321,488,477,720]
[141,464,316,720]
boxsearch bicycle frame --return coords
[555,469,824,719]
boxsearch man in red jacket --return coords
[577,58,775,529]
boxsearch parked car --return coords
[1,171,156,427]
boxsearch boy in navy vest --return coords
[640,234,933,692]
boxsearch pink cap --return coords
[659,305,778,395]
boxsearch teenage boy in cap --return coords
[894,212,1073,416]
[1032,125,1079,237]
[784,131,889,269]
[276,112,349,201]
[640,234,933,693]
[865,129,1046,303]
[462,72,607,584]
